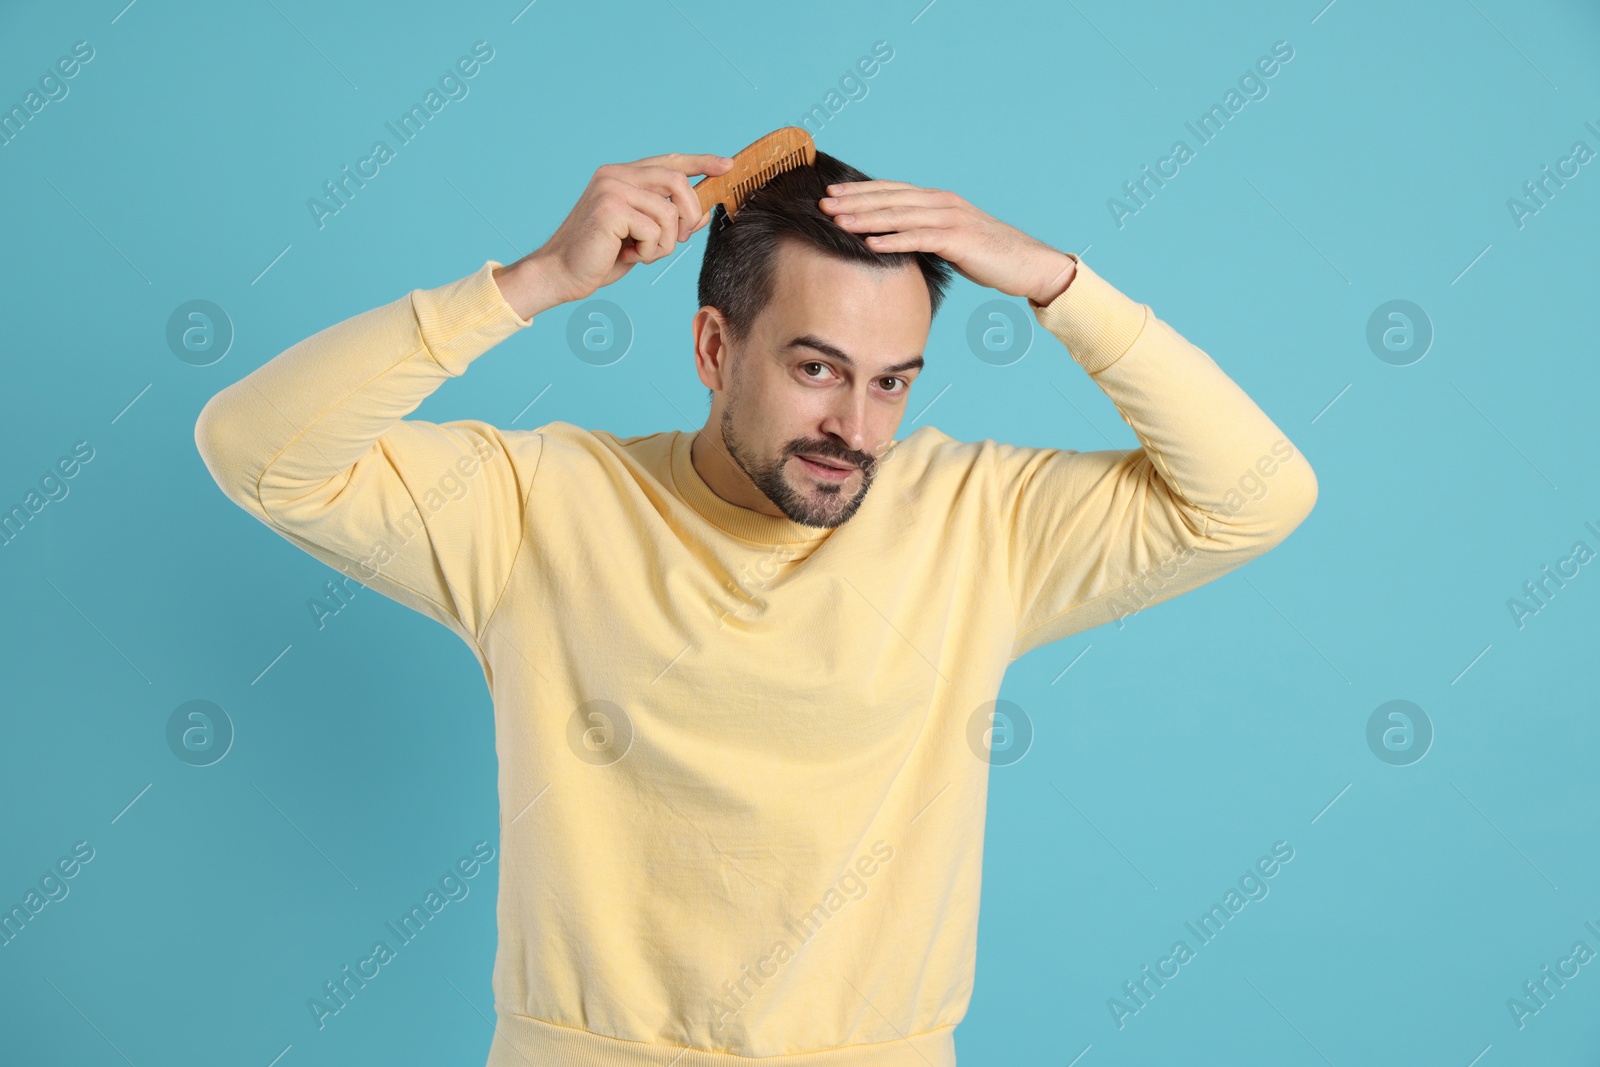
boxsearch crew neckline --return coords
[669,430,840,546]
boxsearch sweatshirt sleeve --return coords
[193,259,543,655]
[1002,254,1318,660]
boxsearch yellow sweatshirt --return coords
[194,254,1315,1066]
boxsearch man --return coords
[195,148,1316,1065]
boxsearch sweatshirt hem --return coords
[486,1011,957,1067]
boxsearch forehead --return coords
[756,238,932,358]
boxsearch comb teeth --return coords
[734,153,803,204]
[693,126,818,220]
[732,151,806,212]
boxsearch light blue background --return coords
[2,0,1597,1064]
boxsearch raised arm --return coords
[1001,254,1317,657]
[192,260,545,653]
[193,152,737,655]
[814,181,1317,659]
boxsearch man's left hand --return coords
[818,180,1076,306]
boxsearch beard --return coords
[719,390,878,529]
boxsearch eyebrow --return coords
[783,334,925,376]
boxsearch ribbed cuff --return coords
[411,259,535,377]
[1029,254,1148,375]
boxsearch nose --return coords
[818,389,869,456]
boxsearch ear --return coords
[691,306,735,393]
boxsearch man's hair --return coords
[696,150,955,398]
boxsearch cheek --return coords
[731,357,786,411]
[740,376,809,434]
[728,387,791,457]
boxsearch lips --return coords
[797,453,854,471]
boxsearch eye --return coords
[880,377,906,394]
[800,361,834,381]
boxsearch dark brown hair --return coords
[696,150,955,397]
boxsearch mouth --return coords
[796,453,856,480]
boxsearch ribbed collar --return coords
[669,430,839,546]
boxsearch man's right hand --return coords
[494,152,736,319]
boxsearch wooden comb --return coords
[693,126,817,220]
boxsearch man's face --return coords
[697,239,932,528]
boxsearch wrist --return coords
[494,253,569,321]
[1028,252,1077,308]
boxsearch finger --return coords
[618,184,681,262]
[823,180,920,194]
[856,227,951,255]
[830,204,959,233]
[605,195,664,267]
[625,151,735,177]
[623,164,704,243]
[819,187,950,215]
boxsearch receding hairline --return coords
[710,233,931,337]
[759,230,931,323]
